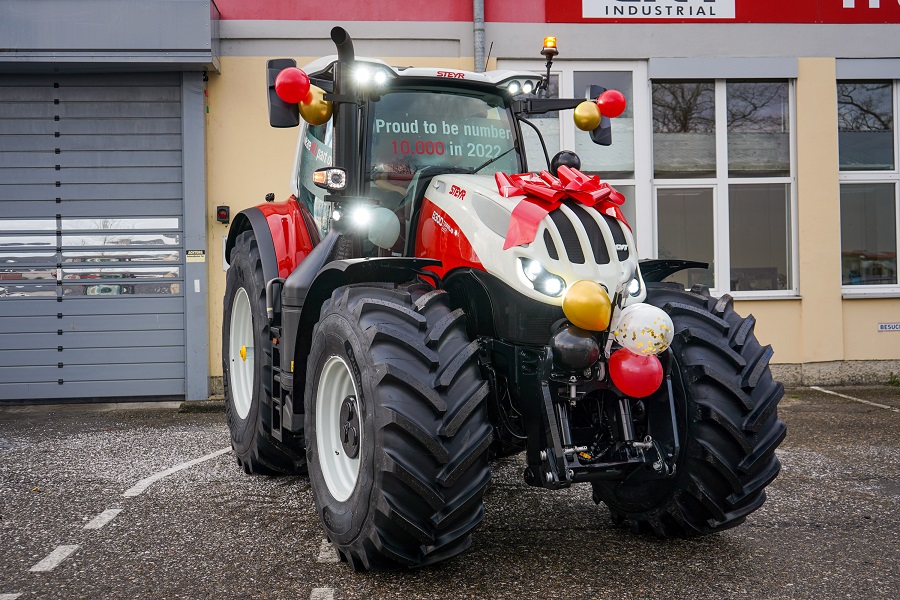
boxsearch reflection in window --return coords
[613,185,637,248]
[61,218,179,231]
[729,184,791,291]
[838,81,894,171]
[61,267,181,280]
[0,283,58,298]
[727,81,790,177]
[840,183,897,285]
[3,219,56,231]
[656,188,714,287]
[521,75,559,172]
[62,233,181,247]
[574,71,634,179]
[62,250,181,263]
[653,81,716,178]
[62,282,182,296]
[0,235,56,248]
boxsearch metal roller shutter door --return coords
[0,73,186,401]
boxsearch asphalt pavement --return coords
[0,386,897,599]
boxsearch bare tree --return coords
[727,82,788,133]
[652,81,715,133]
[838,82,893,131]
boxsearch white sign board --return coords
[583,0,736,20]
[878,322,900,332]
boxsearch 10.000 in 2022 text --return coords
[390,140,503,158]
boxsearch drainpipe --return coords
[474,0,485,72]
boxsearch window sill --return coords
[730,293,801,301]
[842,287,900,299]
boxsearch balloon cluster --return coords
[274,67,333,126]
[573,89,627,131]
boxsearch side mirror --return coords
[267,58,300,128]
[588,84,612,146]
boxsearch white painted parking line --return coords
[123,447,231,497]
[317,539,339,563]
[310,588,334,600]
[29,545,79,572]
[84,508,123,530]
[0,593,23,599]
[810,386,900,413]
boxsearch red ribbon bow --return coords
[495,165,629,250]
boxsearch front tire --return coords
[593,283,787,536]
[223,230,306,475]
[305,283,493,570]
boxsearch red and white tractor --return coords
[222,27,786,570]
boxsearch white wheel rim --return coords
[316,356,362,502]
[229,287,254,420]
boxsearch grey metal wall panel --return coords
[648,58,799,80]
[1,199,184,218]
[0,379,185,400]
[0,73,187,402]
[0,363,185,385]
[836,59,900,80]
[0,118,183,135]
[0,135,181,152]
[6,329,185,351]
[0,346,185,367]
[0,183,183,201]
[0,74,182,87]
[0,167,182,186]
[0,297,184,317]
[0,151,183,169]
[0,0,213,51]
[0,102,182,120]
[0,313,185,334]
[181,71,208,401]
[0,86,182,103]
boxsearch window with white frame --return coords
[652,79,796,295]
[837,80,899,291]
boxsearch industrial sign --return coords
[878,323,900,332]
[550,0,900,23]
[584,0,735,20]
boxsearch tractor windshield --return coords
[364,87,519,213]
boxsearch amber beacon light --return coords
[541,36,558,58]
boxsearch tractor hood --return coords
[422,172,647,310]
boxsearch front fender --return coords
[281,248,441,394]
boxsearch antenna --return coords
[484,41,494,72]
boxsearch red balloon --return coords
[275,67,311,104]
[608,349,663,398]
[596,89,627,118]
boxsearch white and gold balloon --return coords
[610,303,674,356]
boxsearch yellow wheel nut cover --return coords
[240,345,247,361]
[562,280,612,332]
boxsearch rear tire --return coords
[223,230,306,475]
[305,283,492,570]
[593,283,786,536]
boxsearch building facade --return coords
[2,0,900,401]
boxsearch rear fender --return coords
[224,196,319,284]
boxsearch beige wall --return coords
[205,55,900,385]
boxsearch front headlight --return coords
[520,258,566,298]
[627,276,641,297]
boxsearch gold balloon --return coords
[573,101,601,131]
[562,280,612,332]
[299,85,333,126]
